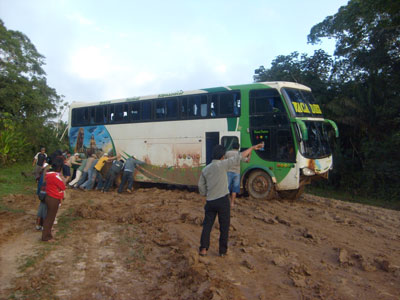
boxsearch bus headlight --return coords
[302,168,315,176]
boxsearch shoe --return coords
[54,218,58,225]
[36,225,41,230]
[199,248,207,256]
[219,253,227,257]
[126,189,132,193]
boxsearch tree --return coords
[0,19,65,162]
[308,0,400,200]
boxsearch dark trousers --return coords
[200,195,230,255]
[118,171,134,193]
[103,171,118,192]
[42,195,60,241]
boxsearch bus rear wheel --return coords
[246,170,274,199]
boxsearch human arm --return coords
[240,142,264,159]
[198,173,207,196]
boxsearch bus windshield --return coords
[300,121,332,158]
[282,88,323,117]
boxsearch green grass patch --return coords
[0,161,36,198]
[0,161,35,213]
[306,185,400,211]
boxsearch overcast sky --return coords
[0,0,348,113]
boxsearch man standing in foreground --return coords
[198,142,264,257]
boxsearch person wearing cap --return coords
[118,154,145,193]
[198,142,264,257]
[93,152,117,190]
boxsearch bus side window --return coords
[180,97,188,119]
[166,97,178,119]
[188,95,201,117]
[200,95,207,117]
[76,107,89,125]
[220,93,234,116]
[89,107,95,124]
[130,102,140,121]
[142,101,152,121]
[276,129,295,162]
[221,136,239,151]
[109,105,116,123]
[95,106,104,124]
[122,104,129,122]
[233,92,241,116]
[210,94,218,117]
[156,99,166,120]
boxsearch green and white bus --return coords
[68,81,338,199]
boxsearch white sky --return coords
[0,0,348,109]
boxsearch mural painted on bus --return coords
[69,126,114,156]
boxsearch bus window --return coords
[180,97,188,119]
[220,92,240,116]
[113,104,124,122]
[276,129,295,162]
[122,104,129,122]
[95,106,105,124]
[109,105,115,123]
[200,95,207,117]
[250,89,283,114]
[221,136,239,151]
[142,101,152,120]
[130,102,140,121]
[188,95,201,117]
[210,94,219,117]
[73,107,89,126]
[156,100,166,119]
[89,107,95,124]
[166,97,178,119]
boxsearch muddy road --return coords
[0,187,399,300]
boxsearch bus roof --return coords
[69,81,311,108]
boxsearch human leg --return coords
[230,173,240,207]
[118,171,128,193]
[42,196,60,241]
[103,172,116,192]
[200,200,217,251]
[126,172,134,191]
[69,170,82,187]
[75,171,87,187]
[217,196,231,255]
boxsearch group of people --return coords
[33,147,143,242]
[33,141,264,255]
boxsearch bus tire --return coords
[246,170,274,199]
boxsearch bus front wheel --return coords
[246,170,274,199]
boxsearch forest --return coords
[1,0,399,202]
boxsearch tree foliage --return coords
[0,19,68,162]
[254,0,400,200]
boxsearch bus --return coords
[68,81,338,199]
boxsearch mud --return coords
[0,187,399,299]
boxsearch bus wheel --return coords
[246,170,273,199]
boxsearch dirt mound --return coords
[0,188,399,299]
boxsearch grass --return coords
[0,161,35,198]
[0,161,35,213]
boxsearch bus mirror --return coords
[291,118,308,141]
[324,119,339,138]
